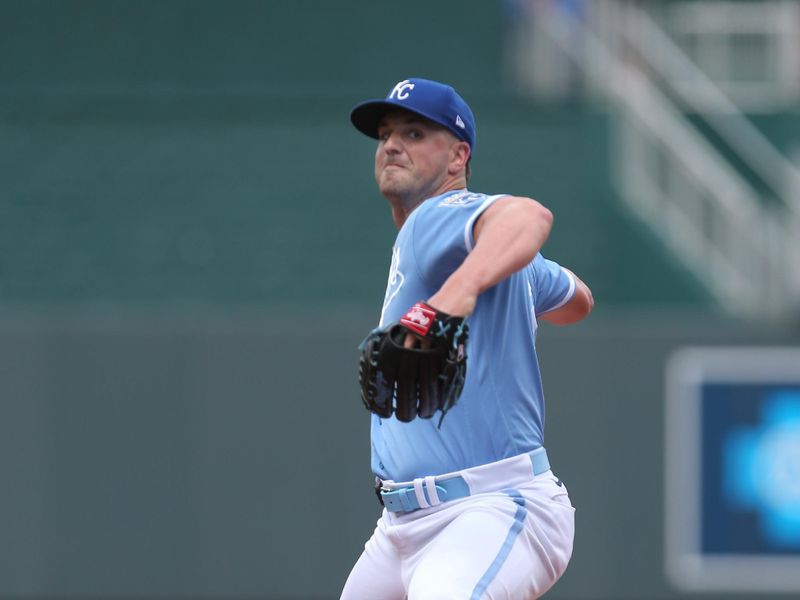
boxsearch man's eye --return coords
[408,130,422,139]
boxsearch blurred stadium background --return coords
[1,0,799,598]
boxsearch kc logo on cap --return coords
[389,80,415,101]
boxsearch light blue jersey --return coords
[372,189,576,482]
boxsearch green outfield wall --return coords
[1,312,797,599]
[0,0,712,310]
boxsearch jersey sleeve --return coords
[532,253,576,316]
[411,193,506,290]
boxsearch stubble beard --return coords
[378,168,418,208]
[378,166,443,211]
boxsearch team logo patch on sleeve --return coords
[439,191,481,207]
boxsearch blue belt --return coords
[378,448,551,513]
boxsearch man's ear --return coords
[449,141,471,175]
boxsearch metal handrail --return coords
[533,0,797,317]
[620,3,800,217]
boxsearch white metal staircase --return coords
[513,0,800,319]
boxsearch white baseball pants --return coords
[340,453,575,599]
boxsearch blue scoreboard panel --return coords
[665,347,800,592]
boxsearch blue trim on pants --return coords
[470,490,527,599]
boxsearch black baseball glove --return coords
[358,301,469,426]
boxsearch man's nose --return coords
[382,132,402,153]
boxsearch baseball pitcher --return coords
[343,78,594,599]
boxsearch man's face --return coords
[374,110,462,201]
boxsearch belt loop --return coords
[412,478,430,509]
[424,476,441,506]
[529,447,550,475]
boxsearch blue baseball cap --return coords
[350,78,476,153]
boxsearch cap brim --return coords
[350,100,403,139]
[350,98,473,151]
